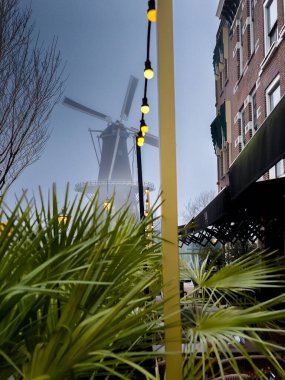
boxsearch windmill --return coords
[63,75,158,216]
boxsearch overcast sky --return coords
[8,0,219,222]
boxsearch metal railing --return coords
[75,180,155,194]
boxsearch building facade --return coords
[180,0,285,251]
[212,0,285,192]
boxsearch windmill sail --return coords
[63,97,111,122]
[120,76,139,121]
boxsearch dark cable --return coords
[146,21,151,61]
[137,2,155,220]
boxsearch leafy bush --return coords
[0,186,162,379]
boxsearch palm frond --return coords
[0,185,163,379]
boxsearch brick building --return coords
[212,0,285,191]
[180,0,285,252]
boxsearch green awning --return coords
[213,31,224,76]
[210,103,226,151]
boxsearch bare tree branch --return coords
[0,0,64,191]
[182,190,216,223]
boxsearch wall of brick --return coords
[213,0,285,190]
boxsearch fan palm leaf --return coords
[181,251,285,379]
[0,186,162,379]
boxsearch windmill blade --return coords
[129,127,159,148]
[89,129,106,133]
[144,133,159,148]
[120,75,139,121]
[63,97,111,122]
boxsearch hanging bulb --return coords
[140,119,149,135]
[141,97,150,114]
[0,222,6,236]
[144,60,154,80]
[58,209,68,225]
[137,132,144,147]
[103,198,111,211]
[147,0,156,22]
[58,214,68,225]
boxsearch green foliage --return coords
[181,252,285,379]
[0,185,162,379]
[2,185,285,380]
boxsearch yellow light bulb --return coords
[58,214,68,225]
[141,125,148,135]
[103,199,111,210]
[147,9,156,22]
[141,104,150,114]
[140,119,149,135]
[141,97,149,114]
[137,136,144,147]
[144,67,154,80]
[0,222,6,236]
[0,222,12,236]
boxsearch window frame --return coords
[276,159,285,177]
[251,89,257,131]
[266,75,281,116]
[238,106,246,150]
[269,166,276,179]
[241,107,246,147]
[263,0,278,54]
[249,0,255,56]
[238,19,243,76]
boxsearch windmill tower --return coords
[63,76,158,216]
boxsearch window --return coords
[266,75,280,115]
[265,76,282,181]
[239,19,243,75]
[249,0,255,57]
[264,0,278,53]
[219,152,224,178]
[269,166,276,179]
[276,159,285,177]
[241,107,246,146]
[238,106,246,150]
[219,71,223,93]
[250,0,255,21]
[269,85,280,110]
[224,58,228,81]
[252,92,257,130]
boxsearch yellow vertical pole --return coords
[156,0,182,379]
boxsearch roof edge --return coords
[216,0,226,18]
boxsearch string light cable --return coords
[136,0,156,220]
[137,0,156,147]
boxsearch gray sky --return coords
[8,0,219,222]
